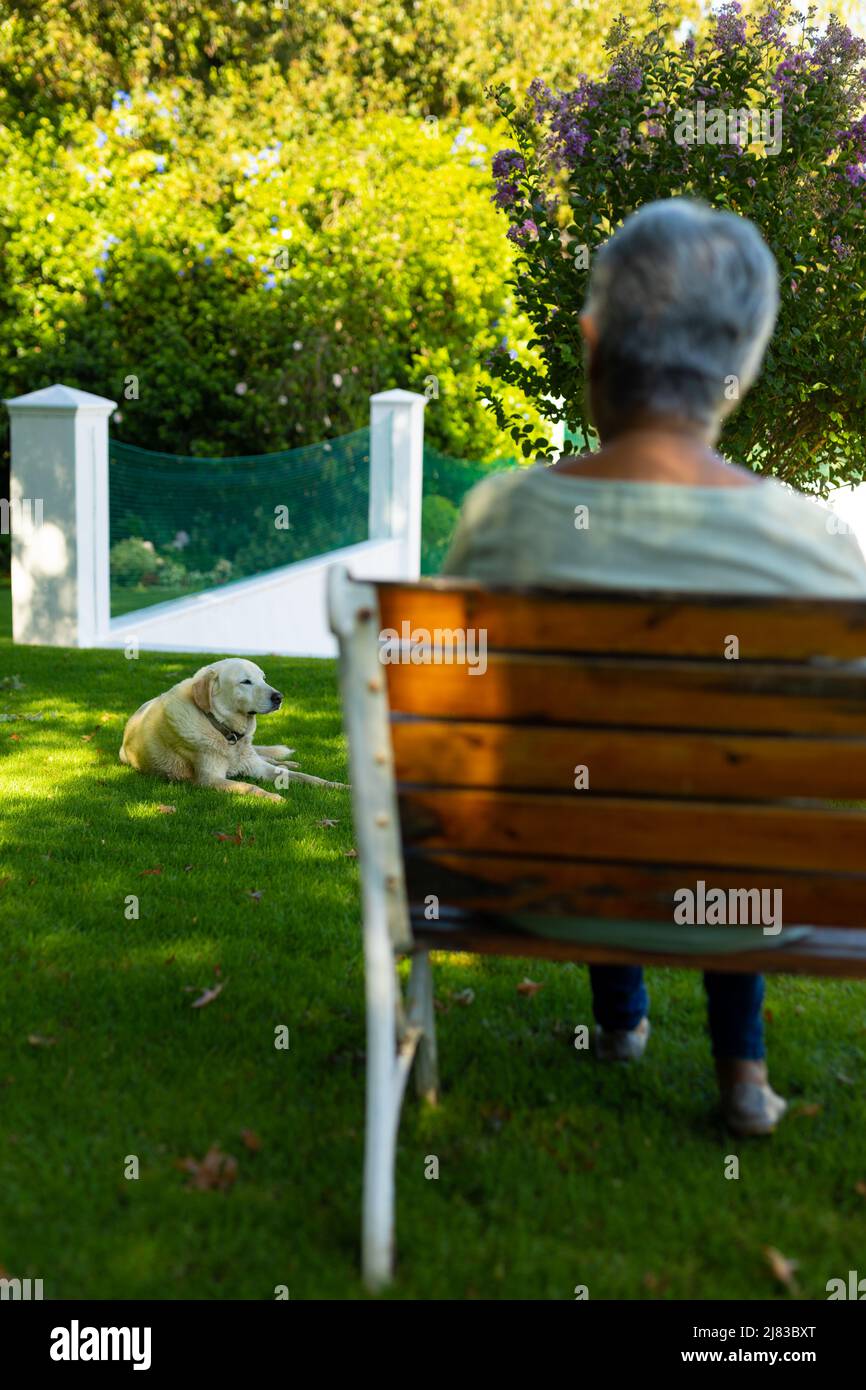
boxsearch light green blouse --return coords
[442,465,866,597]
[440,464,866,955]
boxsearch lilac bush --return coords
[486,2,866,490]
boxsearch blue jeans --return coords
[589,965,765,1060]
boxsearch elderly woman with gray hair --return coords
[442,197,866,1136]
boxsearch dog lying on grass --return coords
[119,658,347,801]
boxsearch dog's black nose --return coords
[270,690,283,708]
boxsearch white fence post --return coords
[5,383,116,647]
[369,389,426,580]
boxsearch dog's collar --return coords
[203,710,246,745]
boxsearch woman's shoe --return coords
[594,1016,650,1061]
[716,1059,787,1136]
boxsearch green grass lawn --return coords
[110,584,210,618]
[1,584,865,1300]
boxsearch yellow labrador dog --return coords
[119,657,346,801]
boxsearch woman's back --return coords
[442,462,866,598]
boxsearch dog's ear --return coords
[191,665,218,714]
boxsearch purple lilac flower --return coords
[771,53,818,105]
[683,35,696,59]
[492,180,520,209]
[814,17,866,69]
[492,149,526,179]
[830,234,852,260]
[757,5,785,43]
[540,90,593,168]
[844,163,866,186]
[834,114,866,161]
[506,219,538,245]
[528,77,556,121]
[607,47,643,94]
[713,2,747,52]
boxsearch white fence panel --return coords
[5,384,425,657]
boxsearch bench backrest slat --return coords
[377,581,866,661]
[368,581,866,932]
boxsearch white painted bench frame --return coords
[328,564,437,1291]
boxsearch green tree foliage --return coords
[0,91,542,459]
[0,0,675,128]
[487,2,866,490]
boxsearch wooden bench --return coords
[327,565,866,1289]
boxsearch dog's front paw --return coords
[272,746,296,761]
[254,787,284,803]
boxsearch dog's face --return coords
[191,658,282,722]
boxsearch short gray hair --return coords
[584,198,779,430]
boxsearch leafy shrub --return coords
[0,93,540,463]
[421,494,459,573]
[487,2,866,491]
[110,536,197,589]
[109,537,162,586]
[0,0,657,131]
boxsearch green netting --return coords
[420,444,517,574]
[108,427,373,615]
[108,422,519,614]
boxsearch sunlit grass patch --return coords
[1,587,865,1299]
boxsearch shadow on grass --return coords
[2,631,866,1298]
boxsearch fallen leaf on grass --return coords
[175,1145,238,1192]
[191,982,226,1009]
[643,1271,671,1294]
[451,988,475,1006]
[139,866,163,877]
[343,848,358,859]
[855,1181,866,1197]
[9,734,20,742]
[837,1072,855,1086]
[240,1129,262,1152]
[183,864,194,873]
[517,978,544,996]
[0,878,9,893]
[157,804,176,815]
[317,818,339,829]
[795,1102,823,1118]
[763,1245,799,1292]
[27,1034,56,1047]
[247,890,263,904]
[214,825,251,845]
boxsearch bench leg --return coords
[408,949,439,1105]
[362,899,399,1292]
